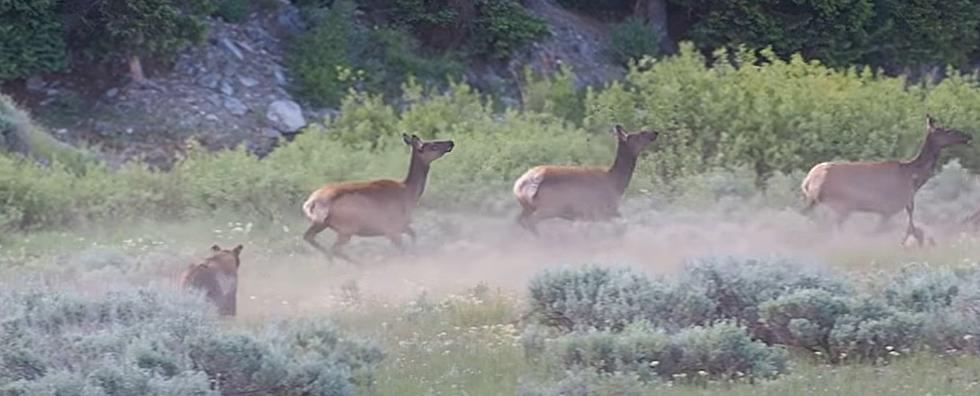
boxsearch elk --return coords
[801,115,972,246]
[513,124,659,233]
[302,134,455,263]
[180,244,243,316]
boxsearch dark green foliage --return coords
[609,16,661,66]
[68,0,215,62]
[675,0,876,68]
[869,0,980,69]
[554,0,633,19]
[0,0,67,80]
[470,0,550,58]
[215,0,250,23]
[359,27,465,96]
[288,0,359,106]
[360,0,549,58]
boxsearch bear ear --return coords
[231,244,243,258]
[211,244,221,253]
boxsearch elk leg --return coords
[387,233,406,252]
[517,207,539,235]
[303,221,331,257]
[872,214,892,234]
[331,233,359,264]
[904,202,925,247]
[834,210,851,232]
[403,226,417,245]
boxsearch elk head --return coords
[403,134,455,164]
[613,124,659,155]
[926,114,972,147]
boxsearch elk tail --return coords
[303,197,331,223]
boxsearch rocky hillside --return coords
[2,0,623,168]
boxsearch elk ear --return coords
[231,244,243,258]
[402,133,413,146]
[612,124,628,141]
[211,244,222,253]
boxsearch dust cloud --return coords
[231,202,979,320]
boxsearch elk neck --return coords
[903,133,942,189]
[607,140,638,195]
[403,149,430,201]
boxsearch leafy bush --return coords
[8,43,980,231]
[0,0,67,80]
[609,16,661,66]
[68,0,214,72]
[679,256,849,340]
[829,298,926,363]
[668,321,787,380]
[759,289,850,355]
[215,0,250,23]
[287,0,359,106]
[363,0,549,58]
[535,321,787,383]
[585,43,980,183]
[516,370,646,396]
[0,287,383,395]
[358,27,464,96]
[520,65,584,124]
[527,266,657,331]
[0,94,96,172]
[470,0,550,59]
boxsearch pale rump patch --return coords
[303,197,330,223]
[801,162,830,202]
[514,168,543,205]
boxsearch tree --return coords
[69,0,215,84]
[0,0,67,80]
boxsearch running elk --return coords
[180,244,243,316]
[302,134,454,263]
[801,115,972,246]
[513,124,658,233]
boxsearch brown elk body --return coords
[801,115,971,245]
[179,244,243,316]
[513,125,658,233]
[302,134,454,263]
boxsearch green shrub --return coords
[0,0,67,80]
[829,298,926,363]
[470,0,550,59]
[679,256,849,340]
[534,321,787,383]
[528,266,657,331]
[759,289,850,355]
[0,94,97,172]
[553,0,632,19]
[526,265,715,333]
[516,370,646,396]
[0,287,382,395]
[883,264,968,313]
[68,0,214,68]
[215,0,250,23]
[358,27,464,97]
[609,16,661,66]
[668,321,787,380]
[287,0,360,106]
[520,65,584,124]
